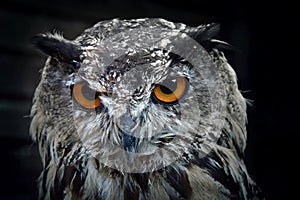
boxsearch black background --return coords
[0,0,297,199]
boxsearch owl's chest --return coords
[74,161,229,200]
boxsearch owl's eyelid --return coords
[158,76,188,84]
[71,82,103,94]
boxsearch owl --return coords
[30,18,264,200]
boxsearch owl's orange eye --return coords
[152,77,188,104]
[72,83,102,109]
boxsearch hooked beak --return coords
[121,131,138,152]
[118,110,139,152]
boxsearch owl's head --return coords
[31,18,244,173]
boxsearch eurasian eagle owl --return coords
[30,18,264,199]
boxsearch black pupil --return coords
[160,79,177,94]
[81,85,98,100]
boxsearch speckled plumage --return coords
[30,18,264,200]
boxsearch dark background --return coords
[0,0,297,199]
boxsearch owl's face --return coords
[31,19,226,173]
[30,19,261,200]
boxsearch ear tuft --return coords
[31,33,83,64]
[195,23,221,42]
[186,23,235,51]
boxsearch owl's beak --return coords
[118,110,139,152]
[122,132,138,152]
